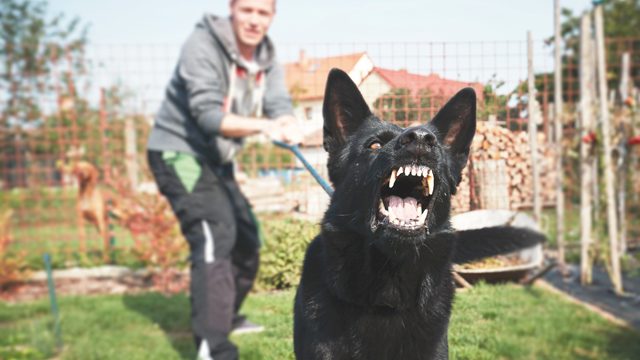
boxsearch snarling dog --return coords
[293,69,545,360]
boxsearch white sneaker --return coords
[230,320,264,335]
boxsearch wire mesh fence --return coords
[1,38,639,260]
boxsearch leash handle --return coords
[272,140,333,196]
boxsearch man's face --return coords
[230,0,275,49]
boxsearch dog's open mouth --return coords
[376,165,434,232]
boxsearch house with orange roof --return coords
[283,54,484,175]
[359,68,485,110]
[283,51,374,136]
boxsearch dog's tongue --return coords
[388,196,419,220]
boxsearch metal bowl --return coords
[451,209,543,283]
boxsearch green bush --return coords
[255,219,319,291]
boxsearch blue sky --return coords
[49,0,595,45]
[46,0,597,109]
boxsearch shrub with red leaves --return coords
[0,209,29,298]
[110,178,188,295]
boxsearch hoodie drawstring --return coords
[223,62,265,118]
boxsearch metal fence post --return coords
[43,253,63,350]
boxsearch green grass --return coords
[0,283,639,359]
[7,223,144,270]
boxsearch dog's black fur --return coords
[293,69,546,360]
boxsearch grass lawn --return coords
[1,283,639,360]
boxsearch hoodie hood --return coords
[202,13,276,70]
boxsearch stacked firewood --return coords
[451,123,557,212]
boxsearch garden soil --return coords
[543,264,640,329]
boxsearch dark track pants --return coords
[148,150,260,360]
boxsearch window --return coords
[307,62,321,73]
[305,107,313,120]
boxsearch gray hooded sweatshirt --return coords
[147,14,294,165]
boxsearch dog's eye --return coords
[370,142,382,150]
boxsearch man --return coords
[146,1,302,359]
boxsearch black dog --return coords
[293,69,545,360]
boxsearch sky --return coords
[49,0,596,45]
[45,0,599,111]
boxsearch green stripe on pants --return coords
[162,151,202,194]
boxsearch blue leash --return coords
[272,140,333,196]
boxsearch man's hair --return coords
[231,0,276,7]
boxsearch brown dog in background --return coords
[58,160,107,251]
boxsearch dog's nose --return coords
[400,127,437,157]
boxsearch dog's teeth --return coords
[404,167,410,176]
[389,169,397,188]
[417,168,422,177]
[389,207,396,222]
[419,208,429,223]
[417,203,422,215]
[379,199,389,216]
[427,174,434,195]
[398,166,403,176]
[423,167,429,178]
[411,167,417,176]
[394,219,400,225]
[400,220,405,226]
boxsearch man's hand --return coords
[219,114,305,145]
[265,115,305,145]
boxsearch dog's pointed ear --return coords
[323,68,372,153]
[427,87,476,166]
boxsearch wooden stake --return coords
[618,52,630,255]
[453,272,473,289]
[522,261,558,287]
[579,13,595,285]
[125,117,138,192]
[528,31,541,223]
[594,3,623,294]
[554,0,566,275]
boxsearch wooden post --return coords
[590,35,599,286]
[579,13,595,285]
[99,88,111,262]
[528,31,541,223]
[594,3,623,294]
[618,52,630,255]
[125,117,138,191]
[554,0,566,275]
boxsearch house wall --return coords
[292,54,375,137]
[358,71,393,109]
[298,146,329,171]
[293,99,324,136]
[348,54,375,86]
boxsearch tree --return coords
[0,0,88,186]
[1,0,88,128]
[556,0,640,40]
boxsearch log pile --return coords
[451,123,557,212]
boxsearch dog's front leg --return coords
[76,201,86,253]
